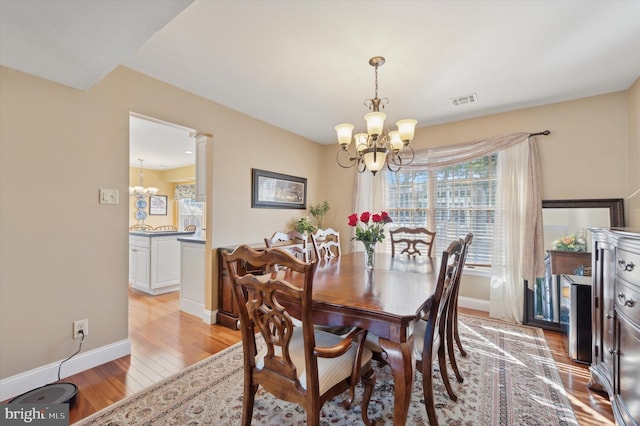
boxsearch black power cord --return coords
[57,329,85,381]
[8,330,84,405]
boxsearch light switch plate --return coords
[100,188,119,205]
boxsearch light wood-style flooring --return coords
[63,288,614,424]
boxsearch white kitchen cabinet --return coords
[128,234,181,295]
[179,239,205,319]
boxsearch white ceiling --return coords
[2,0,640,168]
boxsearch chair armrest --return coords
[313,328,367,358]
[314,328,370,409]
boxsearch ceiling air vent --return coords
[451,93,478,107]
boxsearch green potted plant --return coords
[309,201,330,229]
[295,216,316,234]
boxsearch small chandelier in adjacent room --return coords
[129,159,158,225]
[335,56,417,175]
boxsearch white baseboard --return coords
[203,309,218,324]
[0,339,131,402]
[180,299,205,319]
[459,296,490,312]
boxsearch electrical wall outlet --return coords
[73,319,88,339]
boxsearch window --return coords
[178,198,204,231]
[385,154,497,266]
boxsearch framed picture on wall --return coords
[149,195,168,215]
[251,169,307,209]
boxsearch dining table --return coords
[284,251,441,426]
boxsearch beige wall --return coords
[627,77,640,227]
[0,65,319,380]
[1,63,636,385]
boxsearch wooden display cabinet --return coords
[589,228,640,426]
[217,245,264,329]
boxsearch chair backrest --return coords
[417,239,464,356]
[390,227,436,257]
[184,225,196,232]
[222,245,318,395]
[455,233,473,285]
[264,230,309,262]
[155,225,177,231]
[415,238,464,426]
[446,233,473,334]
[129,224,152,231]
[310,228,341,261]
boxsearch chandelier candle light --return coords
[129,159,159,226]
[335,56,417,175]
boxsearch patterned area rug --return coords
[74,315,577,425]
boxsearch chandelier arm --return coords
[388,146,415,167]
[356,158,367,174]
[399,145,415,165]
[337,149,358,169]
[386,156,401,173]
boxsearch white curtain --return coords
[402,132,535,169]
[355,132,545,323]
[489,139,544,323]
[353,170,387,252]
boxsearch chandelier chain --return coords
[374,64,379,101]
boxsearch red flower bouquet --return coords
[348,211,392,245]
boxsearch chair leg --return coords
[439,335,458,401]
[241,383,258,426]
[307,408,320,426]
[446,313,464,383]
[453,302,467,357]
[360,368,376,426]
[421,353,438,426]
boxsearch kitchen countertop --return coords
[178,235,205,244]
[129,231,196,237]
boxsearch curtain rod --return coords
[529,130,550,137]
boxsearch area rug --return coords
[74,315,577,425]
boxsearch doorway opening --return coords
[128,113,204,297]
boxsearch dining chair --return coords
[155,225,178,231]
[414,239,464,425]
[310,228,341,261]
[365,227,435,359]
[184,224,196,232]
[129,224,153,231]
[309,229,357,336]
[264,230,310,262]
[444,232,474,383]
[389,227,436,257]
[222,245,376,426]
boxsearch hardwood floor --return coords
[66,288,242,423]
[63,288,614,424]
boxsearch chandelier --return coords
[129,159,158,225]
[335,56,417,175]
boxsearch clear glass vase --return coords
[363,242,376,270]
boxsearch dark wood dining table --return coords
[286,251,440,425]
